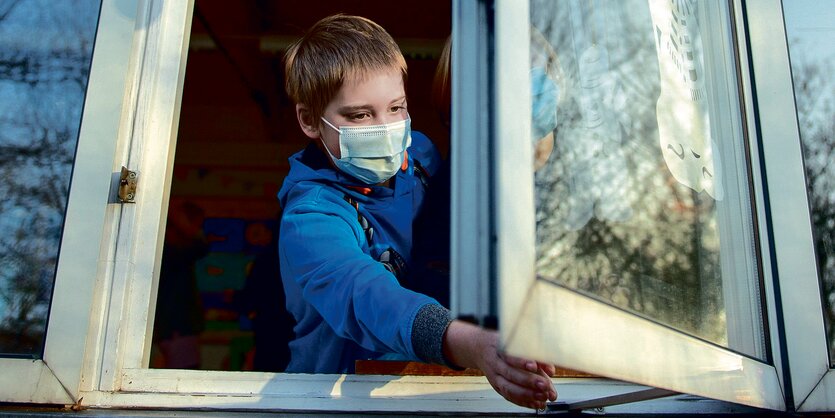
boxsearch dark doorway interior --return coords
[150,1,451,372]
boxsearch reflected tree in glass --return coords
[0,1,100,357]
[786,34,835,364]
[531,0,762,357]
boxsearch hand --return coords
[443,320,558,409]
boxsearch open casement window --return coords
[0,0,137,404]
[451,0,835,413]
[771,0,835,412]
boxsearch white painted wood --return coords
[75,374,763,414]
[730,0,790,390]
[745,0,835,412]
[494,0,785,411]
[81,0,147,394]
[94,372,531,413]
[494,0,536,345]
[800,372,835,411]
[504,282,785,410]
[95,0,196,394]
[0,361,72,404]
[45,0,137,395]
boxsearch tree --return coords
[0,1,100,356]
[790,46,835,361]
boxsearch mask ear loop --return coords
[320,117,342,133]
[319,117,344,160]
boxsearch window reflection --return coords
[783,0,835,365]
[531,0,765,358]
[0,1,101,357]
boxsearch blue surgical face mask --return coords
[320,116,412,185]
[531,66,560,142]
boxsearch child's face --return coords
[317,68,408,159]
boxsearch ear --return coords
[296,104,320,139]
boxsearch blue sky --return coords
[784,0,835,63]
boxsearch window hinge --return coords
[118,166,138,203]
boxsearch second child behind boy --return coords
[278,14,557,409]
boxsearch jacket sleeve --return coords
[279,191,438,360]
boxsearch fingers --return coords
[497,358,545,392]
[489,373,550,410]
[472,333,557,409]
[537,367,558,401]
[498,352,555,393]
[493,352,557,407]
[537,362,558,377]
[501,351,539,373]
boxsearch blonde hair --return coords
[431,36,452,127]
[284,14,408,121]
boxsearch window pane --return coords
[783,0,835,365]
[530,0,765,358]
[0,1,101,357]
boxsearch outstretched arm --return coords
[442,320,558,410]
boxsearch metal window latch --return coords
[118,166,138,203]
[544,387,678,414]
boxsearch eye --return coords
[390,103,407,113]
[347,112,370,121]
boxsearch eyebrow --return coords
[336,104,374,114]
[336,96,407,114]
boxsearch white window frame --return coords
[484,0,835,412]
[747,0,835,412]
[496,0,785,408]
[7,0,825,414]
[0,0,139,405]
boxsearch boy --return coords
[279,14,557,409]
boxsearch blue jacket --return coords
[278,131,442,373]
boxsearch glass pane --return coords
[530,0,766,358]
[783,0,835,365]
[0,1,101,357]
